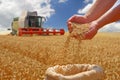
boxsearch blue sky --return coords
[44,0,86,30]
[0,0,120,34]
[46,0,120,32]
[0,0,94,31]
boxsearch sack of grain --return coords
[44,64,105,80]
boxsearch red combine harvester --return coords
[11,11,65,36]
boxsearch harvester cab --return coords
[27,16,45,28]
[11,11,64,36]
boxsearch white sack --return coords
[45,64,105,80]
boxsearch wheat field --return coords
[0,32,120,80]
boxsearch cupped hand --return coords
[67,14,87,24]
[84,22,99,39]
[67,15,87,33]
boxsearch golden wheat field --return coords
[0,32,120,80]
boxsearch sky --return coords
[0,0,120,34]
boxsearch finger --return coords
[84,32,93,39]
[67,14,79,22]
[67,16,75,22]
[67,22,73,33]
[68,15,86,24]
[84,29,97,39]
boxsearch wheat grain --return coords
[0,32,120,80]
[65,23,89,47]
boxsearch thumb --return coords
[67,22,73,33]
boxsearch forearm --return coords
[84,0,117,22]
[96,4,120,29]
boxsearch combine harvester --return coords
[11,11,65,36]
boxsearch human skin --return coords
[67,0,119,39]
[84,4,120,39]
[68,0,117,24]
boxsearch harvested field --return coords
[0,32,120,80]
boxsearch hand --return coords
[67,15,87,33]
[70,22,99,40]
[84,22,99,39]
[67,14,87,23]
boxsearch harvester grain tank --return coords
[11,11,65,36]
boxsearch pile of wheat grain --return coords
[70,23,89,39]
